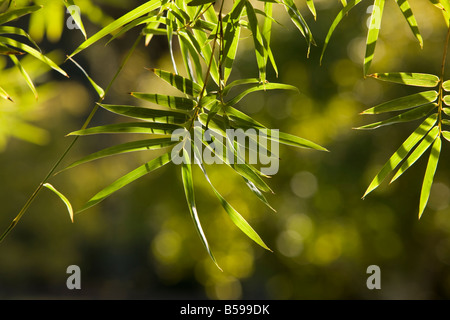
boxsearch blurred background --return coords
[1,0,450,299]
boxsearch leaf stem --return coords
[0,33,144,243]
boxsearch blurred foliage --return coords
[2,0,450,300]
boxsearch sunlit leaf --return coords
[368,72,439,87]
[67,56,105,99]
[9,55,37,100]
[0,26,39,49]
[443,95,450,106]
[356,103,437,130]
[390,125,439,183]
[148,68,203,97]
[78,152,172,212]
[0,85,12,101]
[362,114,438,198]
[64,0,87,39]
[442,131,450,141]
[43,183,74,223]
[395,0,423,48]
[188,0,215,6]
[245,1,267,82]
[321,0,362,64]
[0,5,41,25]
[419,136,441,219]
[443,79,450,91]
[306,0,316,20]
[225,82,299,106]
[69,0,162,58]
[180,147,222,271]
[361,91,438,114]
[364,0,385,76]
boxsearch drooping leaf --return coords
[225,82,299,106]
[321,0,362,64]
[43,183,74,223]
[306,0,317,20]
[390,125,439,183]
[192,144,271,251]
[64,0,87,39]
[78,152,172,212]
[360,91,438,114]
[67,56,105,99]
[362,114,438,198]
[364,0,385,76]
[0,5,41,25]
[394,0,423,48]
[9,55,37,100]
[180,147,221,270]
[0,36,67,77]
[0,85,12,101]
[69,0,162,58]
[0,26,39,49]
[368,72,440,87]
[355,103,437,130]
[419,136,441,219]
[245,1,267,82]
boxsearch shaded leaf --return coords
[419,136,441,219]
[9,54,37,100]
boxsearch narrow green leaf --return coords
[390,125,439,183]
[225,82,299,107]
[43,183,74,223]
[64,0,87,39]
[178,31,204,86]
[362,114,438,198]
[306,0,317,20]
[368,72,440,87]
[361,91,438,114]
[9,54,37,100]
[395,0,423,48]
[282,0,316,57]
[67,56,105,99]
[69,0,162,58]
[192,144,271,251]
[188,0,215,6]
[364,0,385,76]
[0,85,12,101]
[98,103,188,124]
[245,1,267,82]
[321,0,362,64]
[0,5,41,25]
[356,103,437,130]
[65,138,175,171]
[419,136,441,219]
[243,178,276,212]
[68,122,180,136]
[79,152,172,212]
[0,36,67,77]
[131,92,196,110]
[181,148,222,271]
[223,78,261,97]
[0,26,39,49]
[276,131,329,151]
[148,68,202,97]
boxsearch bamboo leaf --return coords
[361,91,438,114]
[0,36,67,77]
[306,0,317,20]
[442,131,450,141]
[362,114,438,198]
[223,78,261,97]
[245,1,267,82]
[368,72,440,87]
[419,136,441,219]
[443,95,450,106]
[192,144,271,251]
[188,0,215,6]
[9,54,37,100]
[67,56,105,99]
[395,0,423,48]
[43,183,74,223]
[68,122,180,136]
[443,79,450,91]
[0,5,41,25]
[356,103,437,130]
[0,85,12,101]
[130,92,196,110]
[0,26,39,49]
[79,152,172,212]
[225,82,299,106]
[98,103,188,124]
[64,0,87,39]
[364,0,385,76]
[147,68,203,97]
[181,148,221,270]
[321,0,362,64]
[69,0,162,58]
[276,131,329,151]
[65,138,175,171]
[390,125,439,183]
